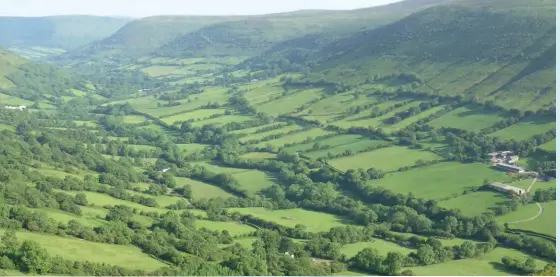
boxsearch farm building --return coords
[494,163,525,173]
[488,182,526,196]
[4,105,26,111]
[487,151,519,164]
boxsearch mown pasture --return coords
[329,146,442,172]
[174,177,237,200]
[368,162,512,200]
[0,229,167,271]
[427,105,509,132]
[490,115,555,141]
[227,207,353,232]
[439,191,508,216]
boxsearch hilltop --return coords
[0,16,131,59]
[156,0,452,58]
[58,16,245,60]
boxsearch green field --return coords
[230,123,288,136]
[240,152,277,159]
[175,177,237,200]
[369,162,512,200]
[306,139,389,159]
[501,201,555,237]
[190,115,255,127]
[490,115,555,141]
[227,208,353,232]
[256,128,335,148]
[0,123,15,131]
[122,115,148,124]
[329,146,442,172]
[176,143,208,154]
[428,105,509,132]
[384,106,447,132]
[283,134,365,153]
[31,207,107,228]
[408,247,549,276]
[61,191,171,214]
[340,240,413,258]
[160,109,227,124]
[231,170,276,196]
[256,88,324,116]
[538,139,556,152]
[0,93,34,105]
[196,220,256,236]
[239,124,303,143]
[439,191,508,216]
[0,229,166,271]
[333,101,423,129]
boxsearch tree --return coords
[18,240,52,274]
[384,252,404,275]
[416,245,436,265]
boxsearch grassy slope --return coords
[0,229,166,271]
[311,0,555,112]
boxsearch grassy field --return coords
[499,201,555,237]
[73,120,98,128]
[231,170,277,196]
[407,247,549,276]
[122,115,148,124]
[227,208,353,232]
[160,109,227,124]
[490,115,556,141]
[175,177,237,200]
[329,146,442,172]
[190,115,255,127]
[0,229,166,271]
[31,207,107,228]
[0,123,15,131]
[230,123,288,136]
[306,139,389,159]
[239,124,303,143]
[196,220,256,236]
[240,152,277,159]
[332,101,423,129]
[427,105,509,133]
[191,162,247,174]
[256,88,324,116]
[0,93,34,105]
[283,134,365,153]
[538,139,556,152]
[176,143,208,154]
[340,240,413,258]
[384,106,447,132]
[256,128,335,148]
[368,162,512,200]
[439,191,508,216]
[61,191,171,214]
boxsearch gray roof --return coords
[495,163,524,171]
[490,182,525,192]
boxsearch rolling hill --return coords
[59,16,245,59]
[156,0,453,58]
[0,16,131,58]
[305,0,555,111]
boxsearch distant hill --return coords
[0,49,86,102]
[0,16,131,52]
[156,0,452,58]
[306,0,556,111]
[61,16,245,59]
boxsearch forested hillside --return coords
[0,16,131,59]
[305,0,556,111]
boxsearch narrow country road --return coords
[525,177,538,193]
[507,202,543,224]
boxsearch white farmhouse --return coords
[4,105,26,111]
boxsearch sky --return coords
[1,0,401,17]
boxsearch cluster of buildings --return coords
[4,105,26,111]
[488,151,524,173]
[486,151,533,196]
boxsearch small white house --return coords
[4,105,26,111]
[161,168,171,173]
